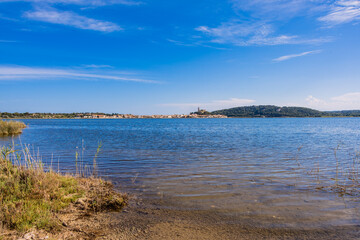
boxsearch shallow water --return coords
[1,118,360,229]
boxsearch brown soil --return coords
[2,196,360,240]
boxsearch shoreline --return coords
[5,194,360,240]
[2,119,360,239]
[3,116,360,120]
[109,197,360,240]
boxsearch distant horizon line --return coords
[2,105,360,115]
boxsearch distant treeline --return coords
[2,106,360,119]
[211,105,360,118]
[0,112,112,119]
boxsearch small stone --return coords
[23,232,35,240]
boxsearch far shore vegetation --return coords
[0,144,127,235]
[0,120,27,136]
[2,105,360,119]
[211,105,360,118]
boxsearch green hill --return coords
[325,110,360,117]
[211,105,325,118]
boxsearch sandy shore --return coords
[6,196,360,240]
[111,198,360,240]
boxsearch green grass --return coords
[0,120,27,136]
[0,145,127,233]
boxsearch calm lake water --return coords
[1,118,360,229]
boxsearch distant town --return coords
[0,108,227,119]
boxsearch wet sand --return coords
[106,197,360,240]
[4,194,360,239]
[78,197,360,239]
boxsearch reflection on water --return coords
[1,118,360,228]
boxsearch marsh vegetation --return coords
[0,144,127,235]
[0,120,27,136]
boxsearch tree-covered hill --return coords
[211,105,336,118]
[325,110,360,117]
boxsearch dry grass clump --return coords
[0,145,127,233]
[0,120,27,136]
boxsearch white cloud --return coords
[306,95,327,106]
[161,98,256,111]
[0,66,157,83]
[232,0,360,29]
[273,50,322,62]
[195,22,294,46]
[318,0,360,25]
[24,7,121,32]
[195,22,329,46]
[331,92,360,101]
[0,0,141,6]
[306,92,360,110]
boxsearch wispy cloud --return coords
[0,40,18,43]
[24,7,121,32]
[273,50,322,62]
[81,64,113,69]
[306,92,360,110]
[195,22,328,46]
[318,0,360,26]
[0,0,142,6]
[0,66,158,83]
[0,13,20,22]
[23,7,121,32]
[331,92,360,102]
[167,39,196,47]
[233,0,332,20]
[161,98,256,111]
[166,38,227,50]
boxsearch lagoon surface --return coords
[1,118,360,230]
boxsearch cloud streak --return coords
[195,22,330,47]
[195,22,296,46]
[273,50,322,62]
[232,0,326,20]
[24,7,121,32]
[0,66,158,83]
[0,40,18,43]
[0,0,141,6]
[318,0,360,26]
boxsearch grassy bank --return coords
[0,120,27,136]
[0,145,127,235]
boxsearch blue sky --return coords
[0,0,360,114]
